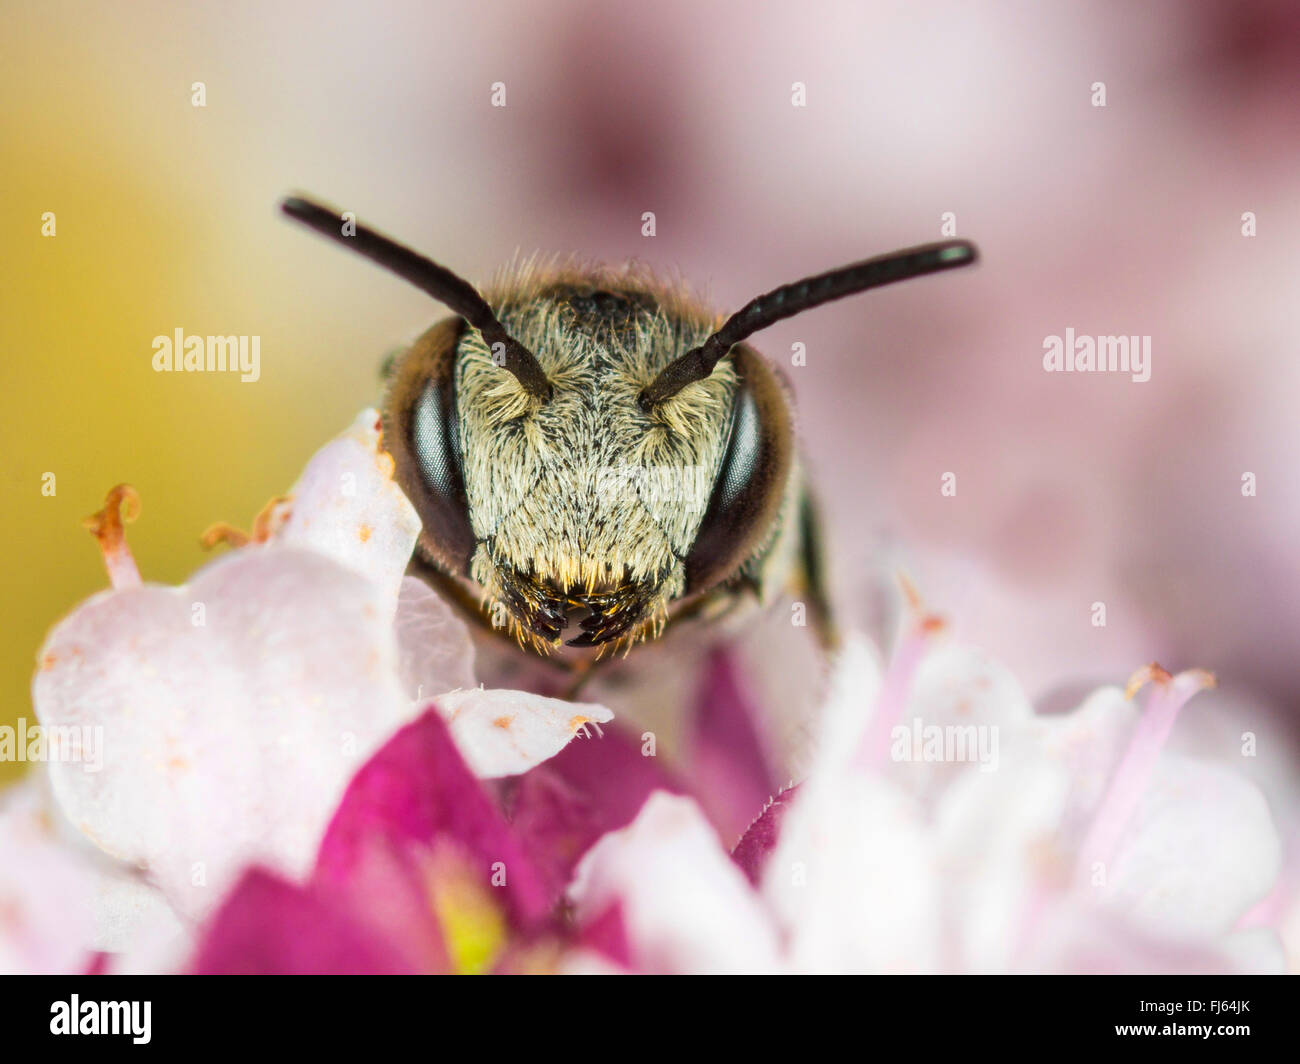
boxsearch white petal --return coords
[0,777,98,974]
[909,643,1033,728]
[887,643,1032,804]
[1217,928,1285,974]
[805,633,882,777]
[393,576,476,702]
[91,869,188,973]
[0,773,187,973]
[1029,901,1284,974]
[1283,886,1300,975]
[434,687,614,778]
[932,757,1072,971]
[1104,754,1283,937]
[275,407,421,615]
[570,792,781,973]
[1009,685,1138,843]
[764,773,939,972]
[33,548,417,920]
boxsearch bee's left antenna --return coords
[280,196,552,402]
[640,240,978,408]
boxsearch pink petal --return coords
[314,709,550,930]
[575,901,633,969]
[686,647,777,844]
[310,832,450,973]
[503,722,687,896]
[731,783,800,886]
[190,868,416,975]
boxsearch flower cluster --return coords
[1,411,1290,973]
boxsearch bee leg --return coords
[796,486,840,653]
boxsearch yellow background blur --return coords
[1,4,476,783]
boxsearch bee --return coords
[282,196,976,668]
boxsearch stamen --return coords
[855,574,946,770]
[200,523,251,550]
[1076,664,1216,881]
[250,494,293,541]
[200,494,294,551]
[82,484,142,590]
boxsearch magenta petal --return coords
[190,869,416,974]
[314,708,550,929]
[688,647,778,844]
[504,722,687,896]
[316,833,451,973]
[732,783,801,886]
[577,901,633,969]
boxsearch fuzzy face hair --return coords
[289,197,970,662]
[455,261,744,652]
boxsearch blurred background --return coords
[2,0,1299,803]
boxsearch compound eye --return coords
[384,320,477,575]
[683,347,794,595]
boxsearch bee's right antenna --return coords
[640,239,978,408]
[281,196,552,402]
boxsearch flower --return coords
[10,411,1294,975]
[568,608,1285,973]
[191,708,621,974]
[27,409,611,950]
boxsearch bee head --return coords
[281,195,977,654]
[383,274,794,652]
